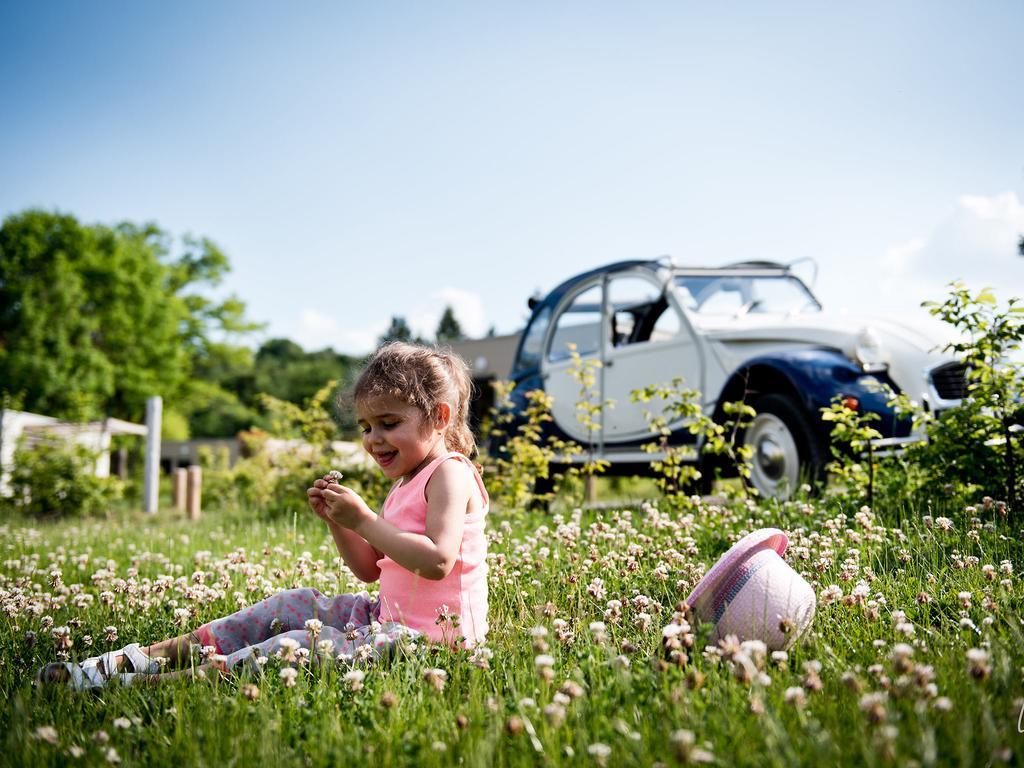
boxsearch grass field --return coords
[2,490,1023,767]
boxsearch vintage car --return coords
[499,259,964,498]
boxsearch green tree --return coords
[0,209,260,425]
[435,305,464,344]
[378,315,413,345]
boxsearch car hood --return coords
[693,311,952,351]
[692,311,960,400]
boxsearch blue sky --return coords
[2,1,1022,353]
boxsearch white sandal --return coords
[36,643,157,690]
[100,643,161,675]
[35,658,137,690]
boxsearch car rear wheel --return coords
[744,394,824,499]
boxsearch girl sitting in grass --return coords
[38,342,489,688]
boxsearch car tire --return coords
[744,393,825,499]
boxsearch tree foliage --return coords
[0,209,260,427]
[378,315,413,346]
[435,305,464,344]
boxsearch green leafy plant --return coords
[566,343,612,480]
[820,396,883,504]
[874,285,1024,510]
[631,378,756,507]
[200,380,391,516]
[2,437,123,519]
[923,284,1023,511]
[484,381,579,511]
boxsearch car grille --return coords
[930,362,967,400]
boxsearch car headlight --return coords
[854,328,888,372]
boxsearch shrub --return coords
[2,437,123,519]
[871,285,1024,510]
[198,381,392,516]
[483,381,580,511]
[631,378,755,506]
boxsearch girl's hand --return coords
[306,479,334,524]
[320,482,375,531]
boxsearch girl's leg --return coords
[197,588,373,656]
[134,622,422,685]
[40,589,377,684]
[224,622,420,671]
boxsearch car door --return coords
[541,280,607,445]
[601,271,703,443]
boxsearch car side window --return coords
[607,275,681,347]
[548,283,603,362]
[515,304,552,371]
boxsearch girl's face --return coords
[356,396,449,482]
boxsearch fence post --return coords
[143,396,162,514]
[186,465,202,521]
[173,468,188,513]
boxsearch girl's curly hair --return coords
[350,342,476,458]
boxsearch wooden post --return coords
[186,465,202,521]
[585,474,598,504]
[143,396,162,514]
[116,447,128,481]
[173,468,188,513]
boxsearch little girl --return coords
[39,342,489,688]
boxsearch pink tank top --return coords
[376,451,489,646]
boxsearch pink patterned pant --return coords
[195,588,419,669]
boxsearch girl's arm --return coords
[321,460,474,581]
[308,481,383,583]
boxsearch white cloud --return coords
[292,287,489,355]
[408,287,488,340]
[823,191,1024,318]
[294,309,385,354]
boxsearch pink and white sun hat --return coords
[687,528,816,651]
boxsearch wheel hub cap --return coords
[757,437,786,480]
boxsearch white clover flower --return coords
[343,669,365,692]
[279,667,298,687]
[890,643,914,659]
[535,654,555,668]
[784,687,806,707]
[112,718,131,730]
[317,639,335,656]
[423,668,448,691]
[895,622,916,637]
[543,703,566,726]
[304,619,323,635]
[33,726,59,744]
[820,585,843,605]
[587,742,612,764]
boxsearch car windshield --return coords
[673,274,821,316]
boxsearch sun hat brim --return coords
[686,528,789,614]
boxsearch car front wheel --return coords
[744,394,824,499]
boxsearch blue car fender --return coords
[714,348,911,441]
